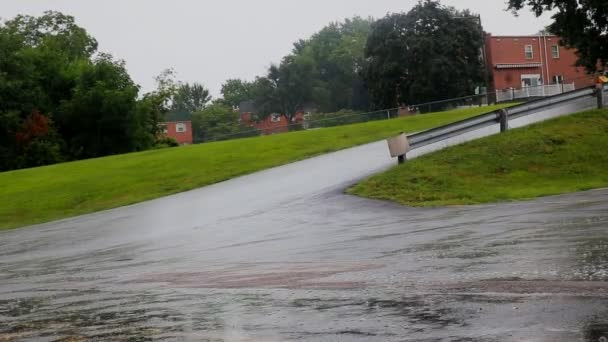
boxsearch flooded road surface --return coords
[2,140,608,341]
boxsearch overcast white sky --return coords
[1,1,552,96]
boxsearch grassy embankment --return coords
[349,108,608,206]
[0,105,510,230]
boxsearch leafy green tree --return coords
[56,54,140,158]
[252,55,316,124]
[220,79,254,108]
[292,17,373,112]
[224,17,372,119]
[507,0,607,72]
[2,11,98,60]
[132,69,184,151]
[0,11,206,169]
[171,82,211,113]
[0,11,98,117]
[0,11,100,169]
[363,0,484,109]
[133,93,167,151]
[154,68,178,101]
[191,103,240,142]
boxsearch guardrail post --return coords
[498,109,509,132]
[598,87,605,109]
[387,132,410,165]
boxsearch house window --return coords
[270,113,281,123]
[554,75,564,84]
[525,45,534,59]
[551,45,560,59]
[521,74,541,87]
[175,122,187,133]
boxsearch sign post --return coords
[597,76,608,109]
[387,132,410,165]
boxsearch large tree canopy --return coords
[297,17,373,112]
[56,54,140,158]
[363,0,485,109]
[191,103,241,142]
[507,0,608,72]
[220,79,253,108]
[171,82,211,114]
[0,11,165,170]
[262,55,316,123]
[218,16,373,117]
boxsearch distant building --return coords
[485,33,596,101]
[158,121,193,145]
[238,100,305,135]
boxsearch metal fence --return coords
[496,83,576,103]
[199,108,400,143]
[197,79,600,143]
[200,94,498,143]
[407,86,598,152]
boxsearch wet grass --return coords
[0,105,512,230]
[349,108,608,207]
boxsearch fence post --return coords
[598,87,605,109]
[387,110,390,120]
[498,109,509,132]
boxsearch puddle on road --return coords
[129,262,380,290]
[0,290,211,341]
[573,239,608,281]
[3,284,608,341]
[436,279,608,297]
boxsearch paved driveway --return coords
[2,135,608,341]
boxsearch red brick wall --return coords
[486,35,595,91]
[254,115,289,135]
[240,113,304,135]
[160,121,193,145]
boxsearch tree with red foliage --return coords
[9,111,63,169]
[14,111,51,146]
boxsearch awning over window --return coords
[495,63,542,69]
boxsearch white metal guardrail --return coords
[406,86,598,152]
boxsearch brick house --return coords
[158,121,193,145]
[485,33,596,96]
[238,100,305,135]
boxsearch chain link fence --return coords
[199,94,492,143]
[198,76,598,143]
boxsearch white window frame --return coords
[525,45,534,59]
[270,113,281,123]
[521,74,541,87]
[551,45,560,59]
[175,122,187,133]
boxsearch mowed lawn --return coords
[0,105,510,230]
[349,108,608,206]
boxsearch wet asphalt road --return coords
[3,114,608,341]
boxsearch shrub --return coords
[154,137,179,148]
